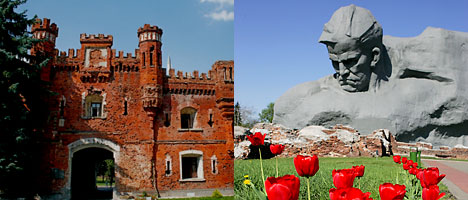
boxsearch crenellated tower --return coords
[214,61,234,119]
[138,24,164,115]
[31,18,59,81]
[80,33,113,69]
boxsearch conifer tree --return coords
[0,0,49,197]
[234,102,242,126]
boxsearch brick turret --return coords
[31,18,59,81]
[138,24,164,114]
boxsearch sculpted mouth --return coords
[339,79,358,86]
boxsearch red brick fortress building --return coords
[31,18,234,199]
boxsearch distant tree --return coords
[104,159,114,185]
[259,102,274,123]
[239,105,259,128]
[0,0,49,197]
[234,102,242,126]
[233,102,259,128]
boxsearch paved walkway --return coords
[422,159,468,200]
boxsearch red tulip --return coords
[247,132,266,146]
[265,175,300,200]
[332,169,356,189]
[293,155,319,178]
[409,167,420,175]
[422,185,445,200]
[412,162,418,168]
[329,187,373,200]
[393,155,401,164]
[416,168,425,180]
[420,167,446,188]
[408,160,414,166]
[402,157,408,164]
[402,163,411,170]
[270,144,285,155]
[379,183,406,200]
[352,165,365,177]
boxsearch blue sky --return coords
[20,0,233,74]
[235,0,468,115]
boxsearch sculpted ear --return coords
[370,47,380,68]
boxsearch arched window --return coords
[84,94,104,118]
[180,107,197,129]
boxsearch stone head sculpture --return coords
[319,5,383,92]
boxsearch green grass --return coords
[96,176,115,187]
[166,197,233,200]
[235,157,454,200]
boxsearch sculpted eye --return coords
[342,58,358,66]
[331,61,339,70]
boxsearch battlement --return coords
[112,49,139,59]
[56,49,80,58]
[168,68,213,81]
[31,18,58,35]
[138,24,163,42]
[138,24,163,34]
[80,33,113,45]
[167,60,234,82]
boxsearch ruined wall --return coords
[31,18,233,198]
[235,123,468,161]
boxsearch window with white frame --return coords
[211,155,218,174]
[179,150,204,181]
[165,154,172,176]
[84,94,104,118]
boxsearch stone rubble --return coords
[234,123,468,160]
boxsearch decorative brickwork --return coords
[31,18,233,199]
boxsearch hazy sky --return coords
[235,0,468,115]
[20,0,233,74]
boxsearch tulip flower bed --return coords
[234,157,454,200]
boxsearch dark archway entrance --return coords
[71,147,114,200]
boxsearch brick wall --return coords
[31,18,233,198]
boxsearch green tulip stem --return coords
[275,156,279,177]
[259,147,265,192]
[307,177,311,200]
[358,177,361,189]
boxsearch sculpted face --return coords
[326,39,373,92]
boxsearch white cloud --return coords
[205,10,234,21]
[200,0,234,6]
[200,0,233,21]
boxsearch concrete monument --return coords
[274,5,468,147]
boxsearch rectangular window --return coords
[182,157,198,179]
[166,160,171,175]
[212,160,216,173]
[123,100,128,115]
[150,51,153,66]
[91,103,101,117]
[59,100,65,117]
[181,114,193,129]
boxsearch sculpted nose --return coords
[339,62,350,76]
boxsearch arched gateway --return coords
[67,138,120,200]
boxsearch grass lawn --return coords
[96,176,115,187]
[166,197,233,200]
[235,157,454,200]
